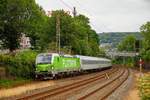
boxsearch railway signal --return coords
[139,58,144,76]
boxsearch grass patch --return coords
[0,78,32,89]
[138,74,150,100]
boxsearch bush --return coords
[138,75,150,100]
[0,50,37,79]
[142,50,150,61]
[112,57,135,67]
[0,78,32,88]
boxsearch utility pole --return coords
[139,58,144,77]
[86,34,89,55]
[87,34,89,46]
[56,15,60,54]
[73,7,77,17]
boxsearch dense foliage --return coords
[0,78,31,88]
[139,75,150,100]
[0,0,100,56]
[0,0,45,51]
[0,50,37,78]
[117,35,136,51]
[99,32,142,47]
[0,0,101,80]
[37,10,100,56]
[140,22,150,61]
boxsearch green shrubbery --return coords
[0,50,37,79]
[139,75,150,100]
[112,57,135,68]
[142,50,150,61]
[0,78,31,88]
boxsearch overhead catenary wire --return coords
[64,0,103,32]
[73,0,113,32]
[59,0,73,11]
[58,0,110,32]
[65,0,103,32]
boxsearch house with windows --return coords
[20,34,31,49]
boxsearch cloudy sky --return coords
[35,0,150,33]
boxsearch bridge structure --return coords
[106,51,139,59]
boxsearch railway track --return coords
[15,67,118,100]
[42,68,129,100]
[78,68,129,100]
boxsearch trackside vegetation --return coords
[138,74,150,100]
[0,78,31,88]
[0,0,100,87]
[140,22,150,62]
[115,22,150,68]
[112,57,135,68]
[0,50,37,79]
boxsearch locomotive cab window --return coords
[36,55,52,64]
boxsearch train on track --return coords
[35,53,112,79]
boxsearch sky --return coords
[35,0,150,33]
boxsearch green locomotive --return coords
[35,53,80,79]
[35,53,112,79]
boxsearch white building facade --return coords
[20,34,31,49]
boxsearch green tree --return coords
[117,35,136,51]
[38,10,74,51]
[0,0,46,51]
[71,15,100,56]
[39,10,100,56]
[140,21,150,61]
[24,5,49,49]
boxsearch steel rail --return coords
[101,68,129,100]
[78,68,129,100]
[17,68,118,100]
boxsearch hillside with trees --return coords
[99,32,143,47]
[117,35,136,51]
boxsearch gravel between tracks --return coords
[45,74,114,100]
[67,69,123,100]
[21,67,119,100]
[107,69,134,100]
[0,68,113,100]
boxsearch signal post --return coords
[139,58,144,76]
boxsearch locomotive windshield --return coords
[36,54,52,64]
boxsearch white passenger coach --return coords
[76,55,112,70]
